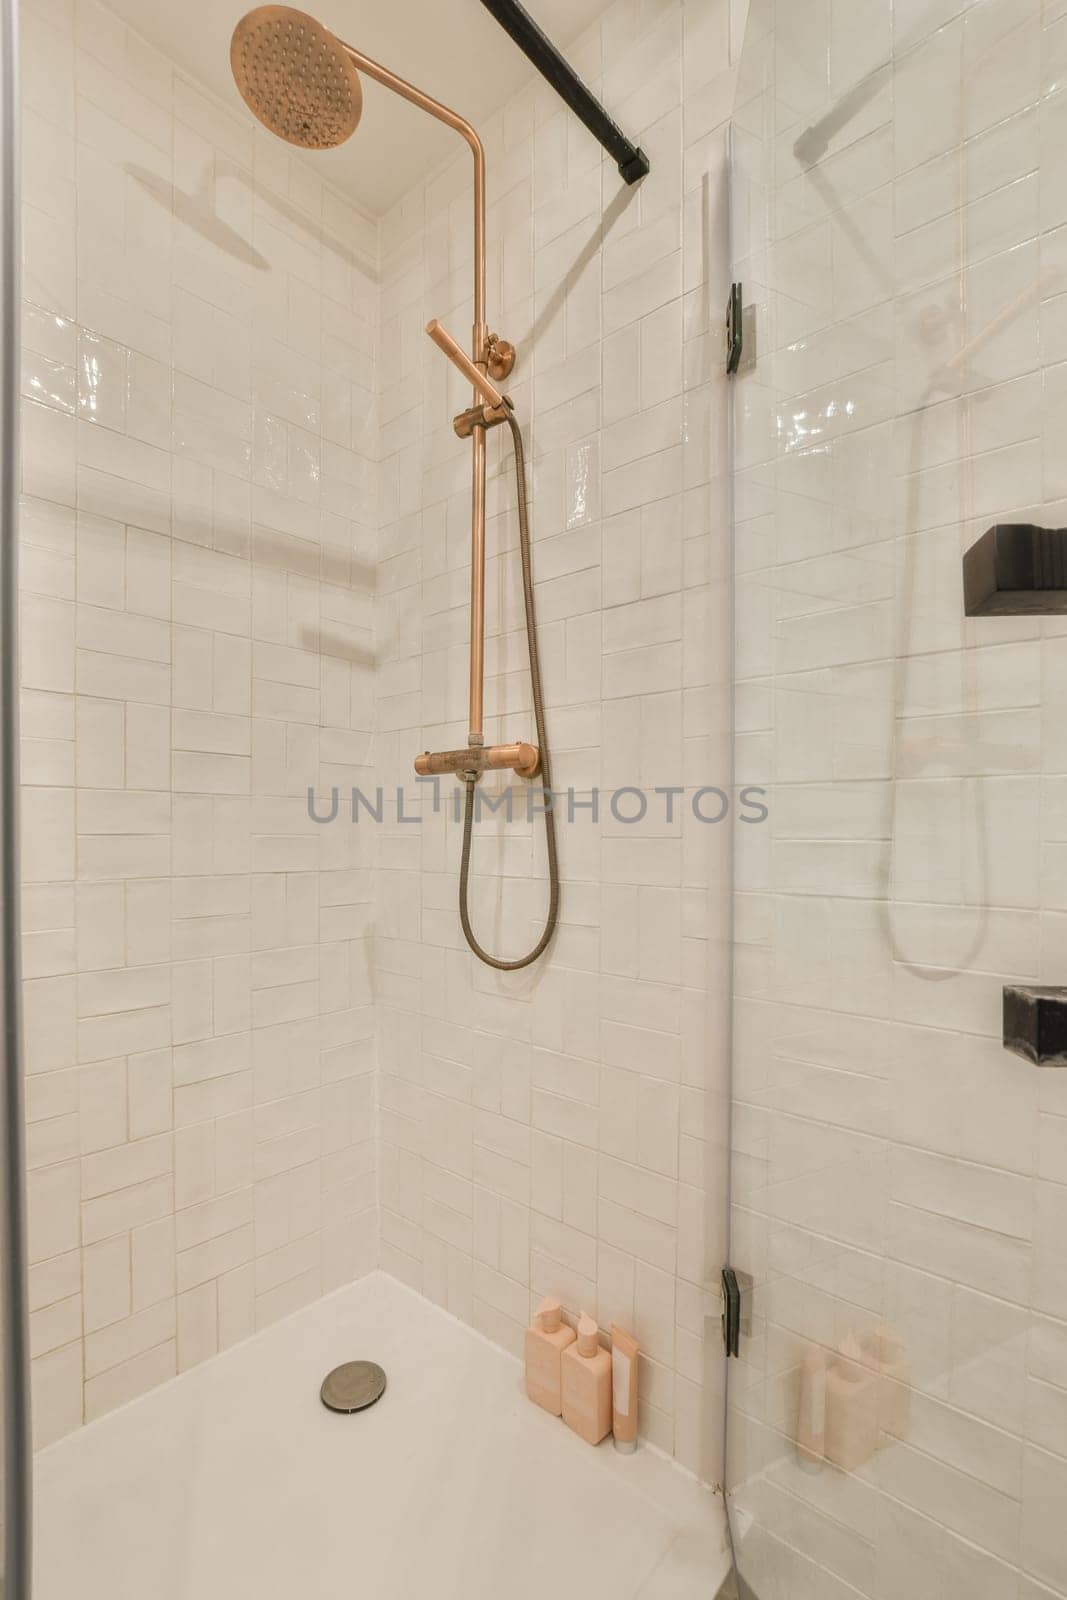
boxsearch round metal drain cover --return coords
[320,1361,387,1414]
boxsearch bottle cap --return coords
[577,1311,599,1357]
[536,1295,562,1333]
[862,1323,904,1364]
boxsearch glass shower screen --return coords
[1,0,33,1595]
[725,0,1067,1596]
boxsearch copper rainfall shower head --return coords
[230,5,363,149]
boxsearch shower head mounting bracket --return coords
[453,398,513,439]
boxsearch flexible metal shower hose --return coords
[458,411,559,969]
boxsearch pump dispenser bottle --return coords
[561,1312,613,1445]
[524,1295,576,1416]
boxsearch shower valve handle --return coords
[486,333,516,381]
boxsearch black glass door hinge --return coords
[726,284,756,377]
[722,1266,742,1357]
[726,284,743,375]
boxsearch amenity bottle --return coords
[823,1336,879,1472]
[611,1324,639,1453]
[524,1295,576,1416]
[796,1345,827,1465]
[860,1323,911,1444]
[561,1312,613,1445]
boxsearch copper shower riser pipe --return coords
[415,742,541,780]
[336,35,490,747]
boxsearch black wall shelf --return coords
[1004,985,1067,1066]
[964,524,1067,616]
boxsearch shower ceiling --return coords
[106,0,614,214]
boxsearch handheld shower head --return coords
[230,6,362,149]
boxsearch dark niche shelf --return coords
[964,524,1067,616]
[1003,986,1067,1066]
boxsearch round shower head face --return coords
[230,6,362,150]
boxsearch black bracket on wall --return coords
[964,524,1067,615]
[726,283,744,375]
[722,1267,742,1356]
[1004,985,1067,1066]
[479,0,650,184]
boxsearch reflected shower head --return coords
[230,6,362,149]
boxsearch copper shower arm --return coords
[335,37,486,345]
[336,35,491,744]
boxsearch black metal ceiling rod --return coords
[479,0,650,183]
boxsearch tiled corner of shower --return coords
[17,0,748,1490]
[19,0,381,1446]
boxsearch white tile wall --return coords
[19,0,743,1477]
[20,0,379,1445]
[729,0,1067,1594]
[373,0,741,1476]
